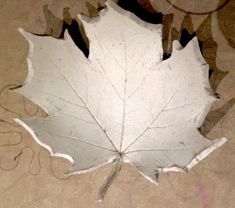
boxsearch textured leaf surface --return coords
[15,0,226,193]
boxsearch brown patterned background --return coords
[0,0,235,207]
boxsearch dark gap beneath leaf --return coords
[163,28,196,60]
[60,18,89,58]
[198,39,203,51]
[117,0,163,24]
[163,53,171,60]
[209,69,213,78]
[60,7,89,58]
[179,29,195,47]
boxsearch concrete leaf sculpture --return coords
[15,0,226,201]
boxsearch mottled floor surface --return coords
[0,0,235,207]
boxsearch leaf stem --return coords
[96,157,122,201]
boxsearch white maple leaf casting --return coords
[15,0,226,200]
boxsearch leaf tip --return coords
[18,27,24,34]
[187,137,227,170]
